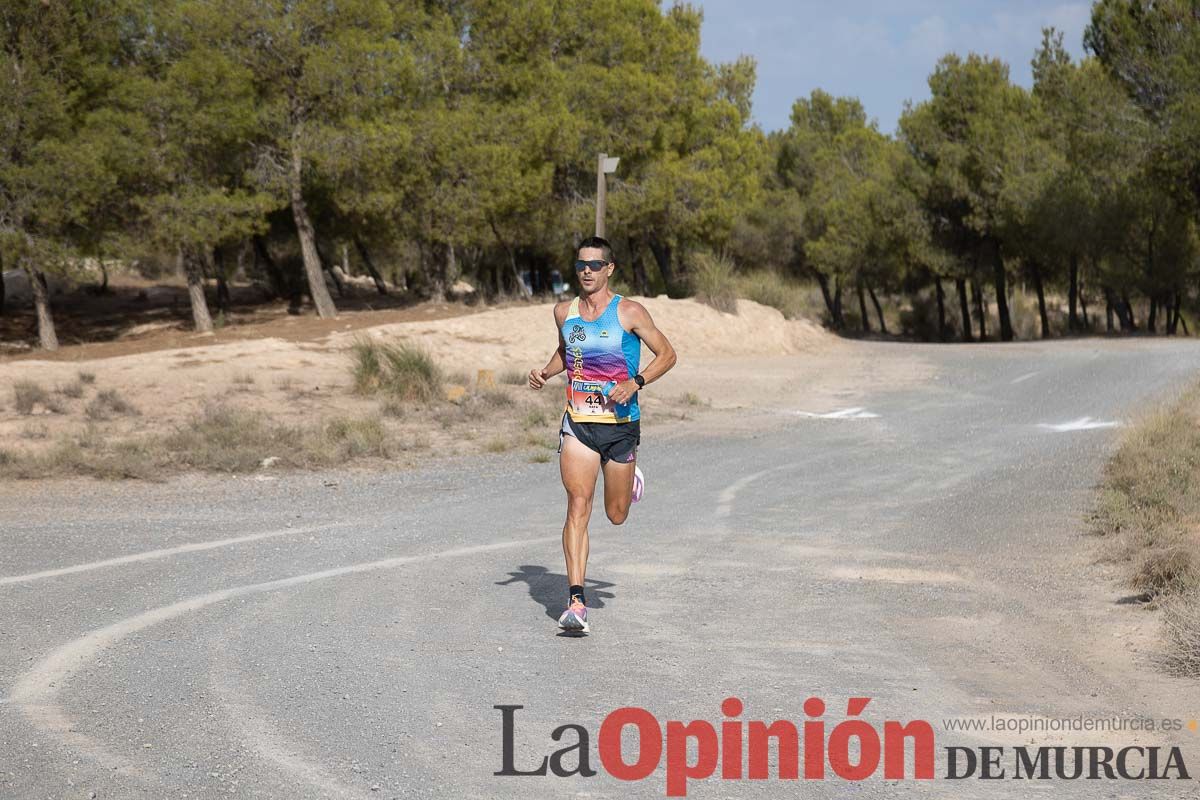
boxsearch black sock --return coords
[569,584,585,604]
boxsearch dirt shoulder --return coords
[1090,383,1200,677]
[0,296,933,479]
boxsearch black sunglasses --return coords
[575,259,610,272]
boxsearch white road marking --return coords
[9,535,558,776]
[1011,371,1038,384]
[211,656,369,798]
[0,522,351,587]
[791,407,880,419]
[1037,417,1121,432]
[716,463,800,519]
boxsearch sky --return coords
[695,0,1092,135]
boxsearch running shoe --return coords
[631,465,645,503]
[558,597,590,633]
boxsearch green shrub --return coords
[735,271,824,320]
[689,251,738,314]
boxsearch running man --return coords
[528,236,677,633]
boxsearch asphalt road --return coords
[4,338,1200,799]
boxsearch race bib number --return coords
[570,379,614,416]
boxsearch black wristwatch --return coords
[633,374,646,389]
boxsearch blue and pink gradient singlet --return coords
[561,294,641,424]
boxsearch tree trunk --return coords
[0,249,6,316]
[1104,287,1114,332]
[316,242,345,298]
[857,282,870,333]
[1122,293,1136,330]
[1067,252,1079,332]
[1148,295,1158,333]
[1169,292,1182,335]
[814,270,836,327]
[956,277,972,342]
[352,236,391,295]
[868,287,887,334]
[1030,260,1049,339]
[934,277,947,340]
[647,237,676,293]
[212,248,231,314]
[628,236,649,296]
[831,278,845,331]
[972,279,987,340]
[991,241,1014,341]
[253,235,288,300]
[427,242,448,301]
[234,242,249,283]
[449,242,466,298]
[289,131,337,319]
[488,219,531,299]
[25,262,59,350]
[1079,288,1090,330]
[181,246,214,333]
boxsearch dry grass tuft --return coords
[351,338,443,403]
[86,389,138,420]
[522,409,549,430]
[1161,592,1200,676]
[1092,385,1200,675]
[14,381,51,415]
[485,437,511,453]
[57,379,86,399]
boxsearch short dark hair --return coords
[577,236,613,264]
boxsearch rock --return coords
[259,456,280,469]
[448,279,476,299]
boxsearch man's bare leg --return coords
[560,434,600,596]
[602,457,636,525]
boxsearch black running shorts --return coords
[559,412,640,465]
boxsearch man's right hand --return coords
[528,368,548,389]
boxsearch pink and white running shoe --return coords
[632,465,645,503]
[558,597,589,633]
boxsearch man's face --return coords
[577,247,614,293]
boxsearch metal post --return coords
[595,152,608,238]
[594,154,620,238]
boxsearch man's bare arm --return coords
[608,300,677,404]
[529,302,569,389]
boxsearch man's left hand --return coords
[608,379,639,405]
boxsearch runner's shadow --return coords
[496,565,617,622]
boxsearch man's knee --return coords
[567,493,593,521]
[606,501,629,526]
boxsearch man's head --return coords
[576,236,615,294]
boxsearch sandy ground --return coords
[0,295,934,468]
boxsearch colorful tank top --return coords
[562,294,641,423]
